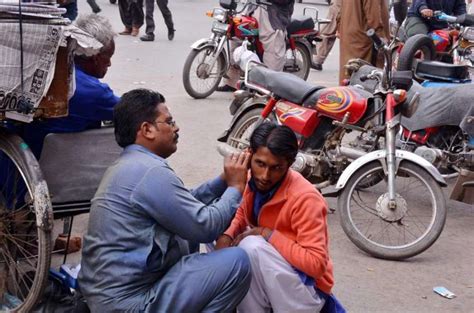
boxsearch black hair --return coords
[249,123,298,162]
[113,89,166,148]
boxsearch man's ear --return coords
[138,121,155,140]
[91,54,100,66]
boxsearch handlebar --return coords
[359,70,383,84]
[433,11,458,23]
[366,29,384,50]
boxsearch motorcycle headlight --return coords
[212,8,227,22]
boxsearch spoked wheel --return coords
[0,130,53,312]
[338,161,446,260]
[347,130,385,189]
[283,41,311,80]
[182,46,226,99]
[227,108,264,150]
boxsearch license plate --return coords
[212,21,229,34]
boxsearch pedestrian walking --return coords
[118,0,144,37]
[338,0,390,84]
[87,0,101,13]
[140,0,175,41]
[312,0,341,71]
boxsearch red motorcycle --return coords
[182,0,318,99]
[217,8,449,260]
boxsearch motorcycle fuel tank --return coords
[274,101,319,137]
[430,30,451,52]
[233,15,259,38]
[309,87,368,124]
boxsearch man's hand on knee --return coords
[232,227,272,246]
[215,234,233,250]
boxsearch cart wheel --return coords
[0,130,53,312]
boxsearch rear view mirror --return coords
[393,0,408,26]
[220,0,237,10]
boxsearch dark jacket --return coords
[407,0,467,30]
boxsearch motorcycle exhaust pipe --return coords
[219,142,366,162]
[337,146,366,160]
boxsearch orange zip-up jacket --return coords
[224,169,334,294]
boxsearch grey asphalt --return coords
[61,1,474,312]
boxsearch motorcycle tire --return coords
[226,107,265,150]
[338,161,446,260]
[182,46,226,99]
[227,98,276,150]
[397,34,436,72]
[284,41,311,81]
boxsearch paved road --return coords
[63,1,474,312]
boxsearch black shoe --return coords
[311,62,323,71]
[216,85,236,92]
[168,29,175,41]
[109,0,116,3]
[140,33,155,42]
[92,7,101,13]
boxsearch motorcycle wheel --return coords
[182,46,226,99]
[0,130,52,311]
[227,105,272,150]
[397,34,436,72]
[338,161,446,260]
[284,41,311,81]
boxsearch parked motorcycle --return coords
[350,58,474,177]
[182,0,317,99]
[336,26,452,261]
[219,1,452,261]
[397,11,474,74]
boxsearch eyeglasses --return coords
[153,120,177,128]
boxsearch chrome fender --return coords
[217,97,266,142]
[189,38,229,75]
[190,38,217,50]
[335,150,447,190]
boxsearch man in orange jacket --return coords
[216,123,344,312]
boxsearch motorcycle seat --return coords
[248,66,324,104]
[287,15,315,35]
[415,61,470,82]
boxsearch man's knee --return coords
[238,235,268,256]
[216,247,251,277]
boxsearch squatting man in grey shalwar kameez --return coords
[78,88,252,312]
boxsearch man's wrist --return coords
[219,234,233,241]
[260,227,273,241]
